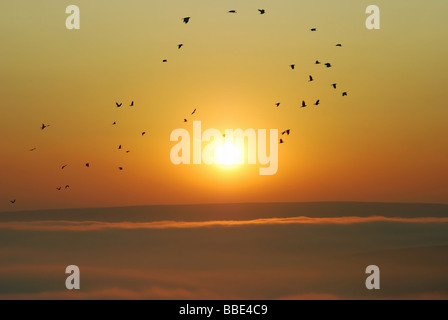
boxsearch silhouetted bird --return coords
[112,122,117,125]
[280,139,284,144]
[41,124,49,130]
[184,119,188,122]
[290,64,295,70]
[309,75,314,82]
[162,59,168,63]
[130,101,134,106]
[126,150,131,153]
[142,132,146,136]
[118,145,122,150]
[178,44,184,49]
[314,100,320,106]
[116,102,122,108]
[183,17,191,24]
[301,101,307,108]
[315,60,321,65]
[336,44,342,47]
[61,165,67,169]
[342,92,348,97]
[85,163,90,167]
[10,200,16,204]
[228,10,237,13]
[282,129,291,136]
[332,83,337,89]
[191,108,197,115]
[56,187,62,191]
[258,9,266,14]
[65,185,70,189]
[119,167,123,171]
[275,103,281,107]
[325,63,332,68]
[30,148,36,151]
[311,28,317,31]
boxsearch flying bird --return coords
[61,165,67,169]
[41,124,49,130]
[56,187,62,191]
[315,60,321,65]
[258,9,266,14]
[282,129,291,136]
[332,83,337,89]
[290,64,295,70]
[178,44,184,49]
[309,75,314,82]
[342,92,348,97]
[275,103,281,107]
[314,100,320,106]
[162,59,168,63]
[30,148,36,151]
[279,139,284,144]
[183,17,191,24]
[119,167,123,171]
[126,150,131,153]
[112,122,117,125]
[142,132,146,136]
[336,44,342,47]
[116,102,122,108]
[325,63,332,68]
[311,28,317,31]
[118,145,122,150]
[301,101,307,108]
[130,101,134,106]
[65,185,70,189]
[10,200,16,204]
[191,108,197,115]
[85,163,90,167]
[228,10,237,13]
[184,119,188,122]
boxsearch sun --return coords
[215,143,241,166]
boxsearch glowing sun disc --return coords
[215,143,240,166]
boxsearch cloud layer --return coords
[1,216,448,232]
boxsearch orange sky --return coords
[1,1,447,211]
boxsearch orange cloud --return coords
[0,216,447,231]
[3,288,447,300]
[278,293,344,300]
[0,287,228,300]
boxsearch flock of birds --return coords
[177,10,348,146]
[8,8,349,206]
[11,100,148,205]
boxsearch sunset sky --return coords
[1,0,447,212]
